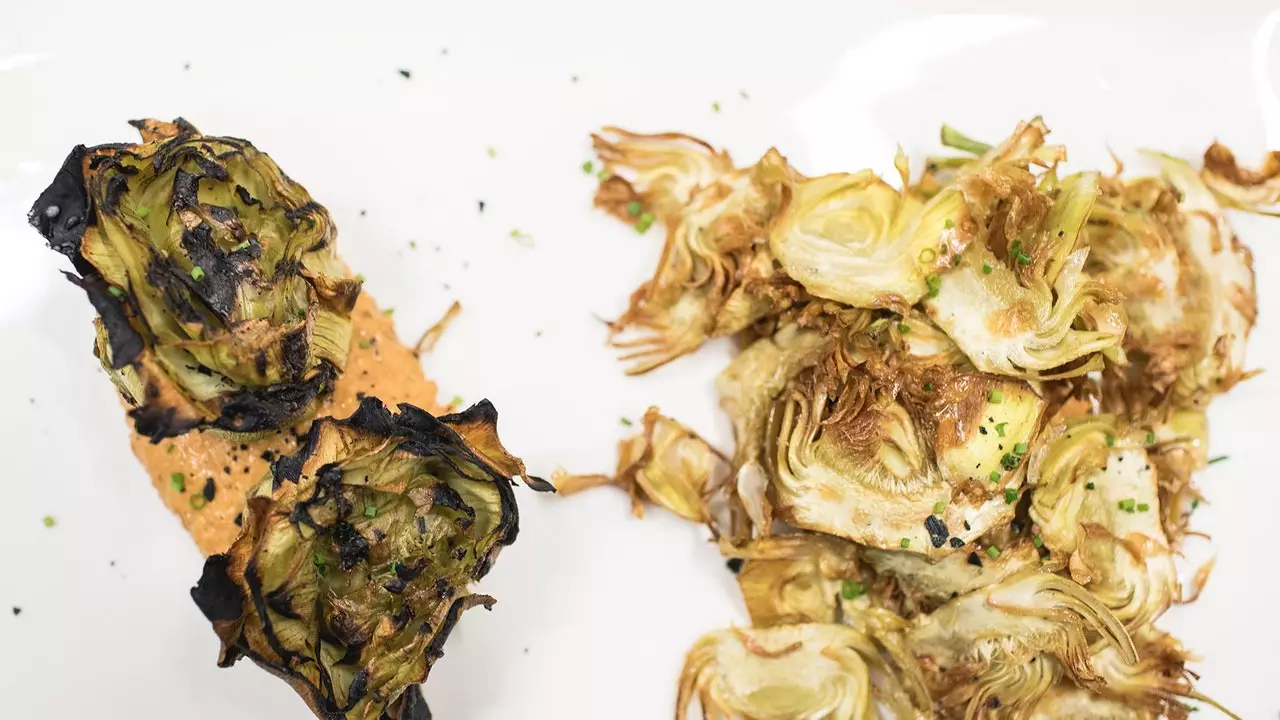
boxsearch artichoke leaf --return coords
[592,127,735,222]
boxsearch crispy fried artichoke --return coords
[191,398,528,720]
[582,118,1254,719]
[29,118,359,441]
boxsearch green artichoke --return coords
[28,118,360,441]
[192,397,541,720]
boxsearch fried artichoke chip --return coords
[1132,152,1257,408]
[716,324,830,541]
[722,533,865,627]
[768,166,976,308]
[767,328,1045,557]
[676,624,930,720]
[1086,175,1209,406]
[907,571,1136,714]
[1147,409,1209,546]
[190,398,527,720]
[862,535,1041,611]
[553,408,730,522]
[592,127,735,222]
[1091,626,1238,720]
[924,169,1129,379]
[28,118,359,441]
[605,149,801,373]
[1200,141,1280,214]
[1027,417,1178,627]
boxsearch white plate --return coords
[1,2,1278,718]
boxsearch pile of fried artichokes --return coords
[562,119,1262,719]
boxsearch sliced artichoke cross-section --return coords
[767,331,1045,557]
[28,118,360,441]
[191,398,526,720]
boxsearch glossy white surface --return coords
[1,2,1278,718]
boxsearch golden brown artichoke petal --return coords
[29,118,360,441]
[721,533,864,627]
[191,398,533,720]
[553,408,730,522]
[1200,141,1280,215]
[676,624,929,720]
[1091,627,1238,719]
[907,570,1137,701]
[606,150,800,374]
[592,127,735,222]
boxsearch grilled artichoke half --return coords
[191,398,538,720]
[29,118,360,441]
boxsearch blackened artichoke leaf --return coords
[29,118,361,441]
[192,398,521,720]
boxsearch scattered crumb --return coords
[359,209,367,217]
[712,102,721,112]
[487,146,497,158]
[183,62,191,71]
[11,607,20,616]
[478,200,486,213]
[409,240,417,249]
[571,75,579,83]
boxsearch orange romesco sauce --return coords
[129,292,445,556]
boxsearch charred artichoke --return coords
[191,398,526,720]
[29,118,360,441]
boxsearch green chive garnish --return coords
[982,263,993,274]
[635,212,655,233]
[626,200,643,217]
[988,389,1003,404]
[933,500,946,514]
[1004,488,1017,504]
[364,505,378,518]
[1013,442,1028,455]
[926,273,942,298]
[900,538,910,549]
[1085,482,1096,490]
[1207,455,1228,465]
[42,515,56,528]
[994,422,1007,437]
[1032,535,1044,548]
[190,266,205,281]
[1136,502,1150,512]
[137,205,149,218]
[986,546,1001,560]
[989,471,1001,483]
[1146,431,1156,445]
[170,472,186,492]
[840,579,866,599]
[189,494,207,510]
[620,417,633,427]
[898,323,911,334]
[108,286,124,298]
[581,160,594,174]
[1118,498,1136,512]
[943,218,954,229]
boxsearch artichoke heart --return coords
[606,148,801,373]
[190,398,525,720]
[677,624,930,720]
[28,118,360,441]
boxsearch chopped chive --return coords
[943,218,954,230]
[923,382,934,392]
[166,444,176,454]
[189,266,205,281]
[451,396,464,407]
[1136,502,1150,512]
[358,340,372,350]
[933,500,946,514]
[1085,482,1096,490]
[1207,455,1228,465]
[1032,535,1044,548]
[42,515,56,528]
[989,470,1001,483]
[626,200,643,217]
[581,160,594,174]
[1118,498,1136,513]
[1004,488,1018,504]
[409,240,417,249]
[1016,251,1032,265]
[170,472,186,492]
[1013,442,1028,455]
[232,240,251,252]
[107,286,124,298]
[620,417,633,427]
[1000,453,1019,471]
[635,212,655,233]
[1146,430,1156,445]
[918,248,937,264]
[897,323,911,334]
[1106,434,1115,447]
[900,538,911,549]
[994,422,1007,437]
[982,263,993,274]
[354,273,366,283]
[712,102,721,112]
[314,552,328,576]
[925,273,942,298]
[364,505,378,518]
[988,389,1003,404]
[384,307,395,316]
[189,494,207,510]
[137,205,150,218]
[840,579,866,599]
[986,546,1001,560]
[487,146,496,158]
[1191,498,1200,510]
[596,167,608,180]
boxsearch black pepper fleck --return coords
[725,558,744,573]
[234,513,243,527]
[223,466,231,474]
[202,478,216,502]
[478,200,486,213]
[967,552,983,567]
[925,515,949,548]
[979,426,988,435]
[949,537,964,548]
[398,69,412,79]
[11,607,20,616]
[963,520,971,531]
